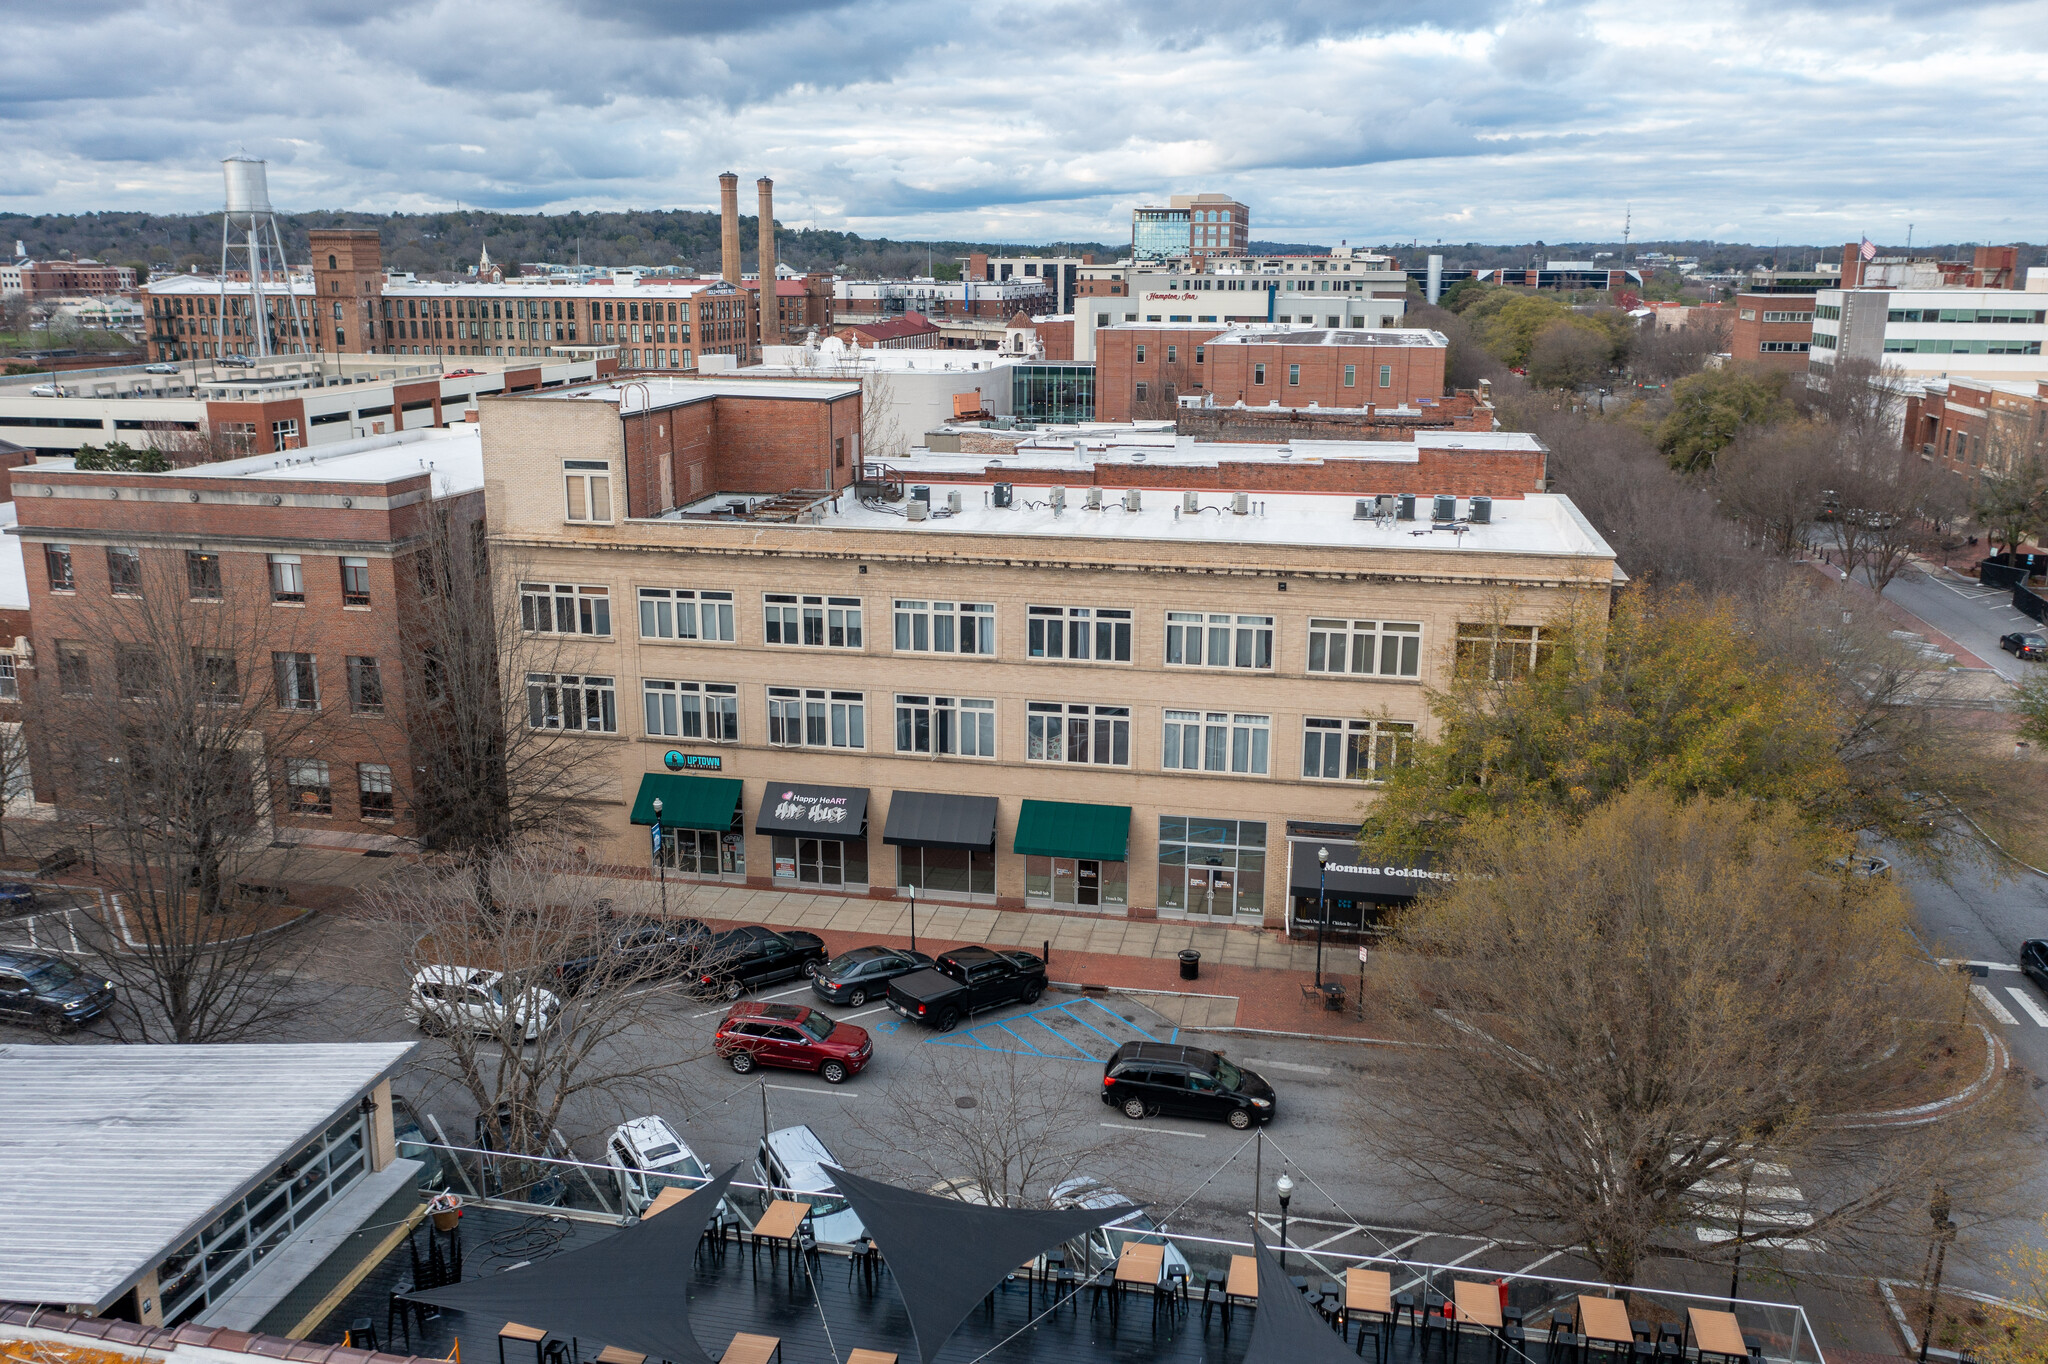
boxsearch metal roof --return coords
[0,1042,417,1310]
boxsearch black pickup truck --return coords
[885,945,1047,1031]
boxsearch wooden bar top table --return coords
[1226,1254,1259,1303]
[594,1350,646,1364]
[498,1322,547,1364]
[1347,1268,1393,1317]
[1112,1241,1166,1322]
[845,1352,897,1364]
[722,1335,782,1364]
[1688,1308,1750,1363]
[1577,1296,1637,1353]
[1453,1280,1502,1329]
[751,1199,812,1277]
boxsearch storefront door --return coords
[1024,855,1130,909]
[795,837,843,886]
[656,828,746,878]
[1187,865,1234,916]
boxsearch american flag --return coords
[1860,237,1877,261]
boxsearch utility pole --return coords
[1919,1188,1956,1364]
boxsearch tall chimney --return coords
[719,173,741,284]
[757,176,776,351]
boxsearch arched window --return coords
[328,254,337,270]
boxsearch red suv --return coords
[714,1002,873,1084]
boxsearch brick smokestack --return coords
[756,176,776,352]
[719,172,741,284]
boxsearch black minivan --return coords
[1102,1041,1276,1129]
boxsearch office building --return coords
[1905,376,2048,480]
[1810,281,2048,384]
[1094,324,1447,422]
[1132,194,1249,263]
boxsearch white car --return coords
[1049,1176,1191,1286]
[606,1115,710,1215]
[143,362,180,375]
[754,1124,865,1246]
[28,384,66,397]
[405,965,558,1041]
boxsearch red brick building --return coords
[1905,376,2048,481]
[834,315,942,350]
[741,275,836,344]
[12,426,487,841]
[14,259,135,302]
[1730,293,1817,372]
[1094,324,1448,423]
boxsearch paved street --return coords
[1881,561,2042,685]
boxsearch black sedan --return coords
[0,949,115,1033]
[811,946,936,1008]
[2001,632,2048,659]
[553,917,711,992]
[2023,940,2048,992]
[693,925,828,1001]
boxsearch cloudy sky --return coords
[3,0,2043,248]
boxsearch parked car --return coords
[810,945,935,1007]
[143,362,181,375]
[0,883,38,914]
[447,368,481,377]
[2001,632,2048,660]
[0,949,115,1032]
[1048,1176,1190,1286]
[692,924,827,1001]
[754,1125,865,1245]
[28,384,66,397]
[1101,1041,1275,1129]
[884,945,1045,1031]
[605,1115,710,1215]
[2022,940,2048,992]
[215,354,254,368]
[553,916,710,992]
[405,965,559,1041]
[715,1001,872,1084]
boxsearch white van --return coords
[753,1125,865,1246]
[605,1116,709,1216]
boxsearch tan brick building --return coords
[479,381,1614,932]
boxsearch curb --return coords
[1878,1276,2048,1359]
[1836,1022,2007,1128]
[1955,808,2048,880]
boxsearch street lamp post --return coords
[1276,1172,1294,1271]
[907,884,917,953]
[1919,1188,1957,1364]
[650,797,668,919]
[1315,846,1330,989]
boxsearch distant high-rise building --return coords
[1131,193,1249,263]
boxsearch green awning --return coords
[629,774,743,830]
[1012,799,1131,862]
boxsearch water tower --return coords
[218,155,310,359]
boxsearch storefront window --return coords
[657,827,746,877]
[1157,816,1266,917]
[1024,855,1127,908]
[772,834,868,888]
[898,846,996,899]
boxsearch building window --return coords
[1134,382,1148,402]
[767,686,865,748]
[358,763,394,820]
[1454,622,1556,681]
[268,554,304,603]
[1302,717,1415,781]
[56,641,91,696]
[764,594,863,648]
[1162,710,1271,774]
[1758,341,1810,354]
[895,694,996,757]
[188,649,239,704]
[186,551,222,600]
[1254,363,1266,385]
[341,557,371,606]
[1165,612,1273,669]
[347,656,384,715]
[563,459,613,522]
[1135,345,1146,363]
[0,656,15,702]
[639,587,735,641]
[285,759,332,816]
[116,646,158,700]
[893,600,995,655]
[1194,346,1205,364]
[520,583,612,635]
[1166,345,1177,363]
[1158,816,1266,918]
[1306,618,1422,677]
[106,547,143,597]
[1378,365,1392,388]
[273,652,320,710]
[1288,364,1300,386]
[45,544,74,592]
[527,673,618,732]
[1344,364,1356,387]
[272,418,300,447]
[643,679,739,740]
[1027,605,1131,662]
[1026,701,1130,765]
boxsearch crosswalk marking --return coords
[1973,984,2022,1026]
[2007,987,2048,1027]
[1691,1155,1822,1253]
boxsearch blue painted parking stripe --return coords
[992,1019,1049,1056]
[1020,1014,1096,1059]
[1060,1000,1131,1051]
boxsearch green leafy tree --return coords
[1525,319,1612,390]
[72,441,169,473]
[1481,294,1577,367]
[1656,366,1793,472]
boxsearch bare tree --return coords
[1795,356,1911,452]
[1630,313,1730,384]
[861,370,906,463]
[1525,320,1610,392]
[362,842,720,1197]
[38,554,329,1042]
[1827,440,1955,592]
[1714,423,1830,560]
[849,1042,1124,1207]
[1362,786,2021,1288]
[1971,449,2048,559]
[0,720,30,856]
[140,421,245,468]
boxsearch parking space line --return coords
[1061,1000,1133,1051]
[992,1019,1049,1056]
[763,1083,862,1098]
[840,1005,891,1021]
[1098,1122,1207,1139]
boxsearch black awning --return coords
[755,781,870,840]
[883,790,999,851]
[1288,837,1446,901]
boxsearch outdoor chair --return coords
[1550,1330,1587,1364]
[1657,1324,1685,1347]
[1320,1281,1344,1322]
[386,1289,429,1352]
[1203,1273,1231,1330]
[1396,1294,1423,1339]
[1165,1264,1191,1315]
[1632,1321,1654,1342]
[1355,1309,1388,1364]
[1423,1308,1454,1359]
[1055,1265,1081,1315]
[1743,1337,1764,1364]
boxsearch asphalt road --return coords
[1880,560,2042,683]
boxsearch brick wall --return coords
[1177,393,1494,442]
[1096,327,1229,421]
[1205,340,1445,411]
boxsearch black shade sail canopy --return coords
[882,790,999,851]
[1241,1229,1368,1364]
[755,781,869,839]
[402,1164,739,1364]
[824,1163,1125,1364]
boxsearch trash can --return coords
[1178,949,1201,981]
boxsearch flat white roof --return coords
[909,428,1539,471]
[199,425,483,494]
[1204,327,1447,348]
[0,1042,416,1308]
[0,503,26,612]
[540,376,861,409]
[146,276,728,300]
[670,484,1609,559]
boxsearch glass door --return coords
[1188,864,1235,916]
[798,838,844,887]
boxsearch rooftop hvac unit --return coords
[947,489,963,514]
[911,485,931,503]
[1182,491,1200,514]
[1433,493,1456,522]
[906,499,929,521]
[1469,495,1492,524]
[992,482,1014,508]
[1354,499,1373,521]
[1123,488,1142,512]
[1397,493,1416,521]
[1232,491,1250,515]
[1050,485,1067,509]
[1085,487,1103,510]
